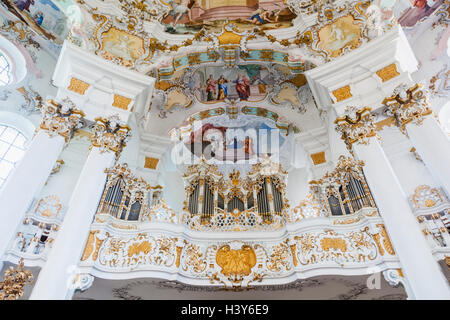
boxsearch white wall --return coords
[380,126,440,197]
[158,170,185,212]
[35,136,91,214]
[118,115,140,170]
[286,167,311,208]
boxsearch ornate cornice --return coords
[38,99,85,143]
[90,115,131,157]
[382,83,432,133]
[334,106,378,149]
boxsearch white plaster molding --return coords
[306,26,418,115]
[52,41,155,123]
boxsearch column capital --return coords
[90,115,131,157]
[334,106,379,150]
[38,98,85,142]
[382,83,432,133]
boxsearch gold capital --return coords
[90,115,131,157]
[334,106,378,150]
[39,98,85,142]
[382,83,432,133]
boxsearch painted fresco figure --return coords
[206,75,217,101]
[14,0,34,12]
[398,0,444,27]
[244,137,255,156]
[249,8,276,25]
[217,76,228,100]
[33,11,44,26]
[234,74,250,100]
[251,75,267,94]
[168,0,195,26]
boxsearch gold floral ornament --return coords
[411,185,444,209]
[382,83,432,134]
[0,258,33,300]
[38,98,86,142]
[216,245,256,277]
[334,106,378,150]
[90,115,131,157]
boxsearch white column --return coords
[336,107,450,299]
[405,116,450,197]
[0,131,64,259]
[30,148,114,300]
[353,140,450,299]
[0,99,83,261]
[30,115,130,300]
[383,84,450,197]
[327,108,351,164]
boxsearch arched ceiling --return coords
[3,0,447,141]
[65,0,394,135]
[67,0,390,73]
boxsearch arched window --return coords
[0,125,27,188]
[0,52,11,86]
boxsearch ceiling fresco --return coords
[0,0,448,145]
[149,56,312,122]
[191,64,272,103]
[4,0,71,44]
[1,0,448,71]
[60,0,394,74]
[160,0,297,34]
[377,0,445,27]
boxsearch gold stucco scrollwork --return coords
[35,195,62,218]
[320,237,348,252]
[176,246,183,268]
[182,243,206,273]
[372,224,395,256]
[90,115,131,157]
[39,98,85,143]
[216,245,256,277]
[81,230,106,262]
[290,243,298,267]
[377,224,395,255]
[0,258,33,300]
[334,106,378,150]
[382,83,433,134]
[128,241,152,257]
[411,185,444,209]
[81,230,98,261]
[372,232,384,256]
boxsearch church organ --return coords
[96,164,162,221]
[310,156,376,216]
[183,158,288,221]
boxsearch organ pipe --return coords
[183,161,288,221]
[322,175,376,216]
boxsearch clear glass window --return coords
[0,125,27,188]
[0,53,11,86]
